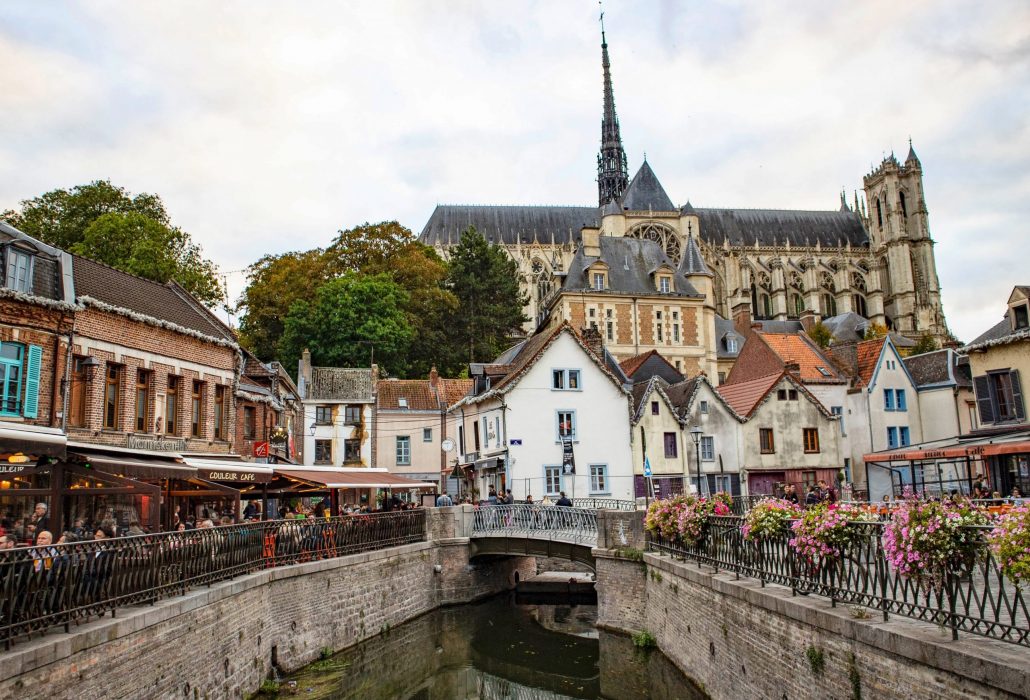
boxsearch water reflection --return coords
[277,595,707,699]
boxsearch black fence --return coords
[647,515,1030,648]
[0,510,426,648]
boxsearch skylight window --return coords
[398,398,408,408]
[816,367,831,377]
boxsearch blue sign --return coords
[644,457,652,477]
[510,439,522,446]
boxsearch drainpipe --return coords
[632,297,639,355]
[501,396,511,493]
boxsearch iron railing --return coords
[572,498,637,511]
[471,505,598,545]
[647,515,1030,648]
[0,510,426,648]
[729,495,769,515]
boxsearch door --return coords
[748,471,784,496]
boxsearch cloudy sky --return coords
[2,1,1028,342]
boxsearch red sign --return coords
[253,441,270,458]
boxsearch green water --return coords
[271,594,707,699]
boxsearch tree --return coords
[808,321,834,349]
[3,180,222,306]
[71,212,223,306]
[446,227,528,364]
[277,273,415,378]
[863,322,888,340]
[237,249,332,360]
[909,333,939,355]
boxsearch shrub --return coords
[790,503,871,563]
[632,630,657,649]
[742,498,802,541]
[988,505,1030,587]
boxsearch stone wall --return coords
[0,533,532,700]
[597,548,1030,700]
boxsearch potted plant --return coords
[742,498,802,542]
[987,505,1029,588]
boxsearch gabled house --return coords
[448,323,633,502]
[297,350,375,469]
[236,352,303,464]
[629,377,687,498]
[718,370,843,496]
[665,375,745,496]
[904,348,975,441]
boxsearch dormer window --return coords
[1014,303,1029,331]
[5,247,33,294]
[658,276,672,293]
[592,272,606,290]
[726,336,738,353]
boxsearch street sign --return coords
[252,441,270,458]
[441,438,455,453]
[510,439,522,446]
[644,457,652,477]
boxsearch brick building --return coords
[235,352,303,465]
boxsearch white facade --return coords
[679,379,745,496]
[301,401,374,468]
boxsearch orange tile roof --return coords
[438,378,474,406]
[759,333,843,383]
[716,372,782,417]
[854,338,887,388]
[376,380,439,410]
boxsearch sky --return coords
[2,0,1028,343]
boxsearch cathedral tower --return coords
[597,20,629,206]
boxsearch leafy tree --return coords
[278,273,415,378]
[808,321,834,349]
[863,322,888,340]
[71,212,223,306]
[446,227,528,364]
[909,333,939,355]
[237,249,332,360]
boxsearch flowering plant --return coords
[790,503,871,563]
[881,498,990,590]
[645,495,694,541]
[645,495,729,548]
[988,505,1030,588]
[711,491,733,509]
[742,498,802,542]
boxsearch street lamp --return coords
[309,423,316,437]
[689,425,703,495]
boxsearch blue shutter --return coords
[22,344,42,419]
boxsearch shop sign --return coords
[0,464,34,474]
[202,470,258,482]
[127,434,187,452]
[253,441,270,458]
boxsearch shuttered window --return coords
[974,371,1026,424]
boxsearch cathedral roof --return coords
[418,205,599,246]
[693,208,869,248]
[561,237,702,298]
[679,234,711,276]
[620,161,676,212]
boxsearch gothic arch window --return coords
[820,271,836,294]
[876,199,883,229]
[879,256,893,298]
[789,271,804,292]
[626,222,682,263]
[851,272,866,293]
[822,293,837,317]
[760,294,772,319]
[853,293,868,317]
[790,293,804,319]
[899,190,908,218]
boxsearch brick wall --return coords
[0,298,70,428]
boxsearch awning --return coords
[68,449,195,480]
[275,469,436,489]
[863,439,1030,463]
[182,457,274,484]
[0,423,66,460]
[474,456,504,471]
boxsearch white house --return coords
[296,350,375,469]
[666,375,746,496]
[904,348,976,441]
[448,324,634,502]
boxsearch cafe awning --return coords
[0,423,66,460]
[863,434,1030,463]
[275,468,435,489]
[182,457,274,484]
[67,445,195,480]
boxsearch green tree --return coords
[71,212,223,306]
[446,227,528,364]
[808,321,834,349]
[278,273,415,378]
[863,322,888,340]
[237,249,332,360]
[909,333,938,355]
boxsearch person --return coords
[435,492,453,507]
[541,495,553,506]
[805,486,821,507]
[243,501,258,520]
[198,519,215,529]
[555,491,573,507]
[784,484,799,505]
[505,489,514,505]
[127,520,146,537]
[1011,487,1024,502]
[31,530,55,573]
[487,487,498,506]
[30,502,48,533]
[0,534,15,550]
[525,494,534,504]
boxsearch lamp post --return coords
[689,425,703,495]
[309,423,316,437]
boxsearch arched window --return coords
[876,199,883,229]
[791,294,804,319]
[899,191,907,218]
[626,222,681,263]
[853,294,867,317]
[822,293,837,317]
[761,294,772,319]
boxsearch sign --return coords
[127,434,186,452]
[643,457,652,477]
[561,436,575,475]
[441,438,455,453]
[202,470,257,482]
[509,439,522,446]
[0,464,35,474]
[252,441,270,458]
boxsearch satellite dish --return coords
[441,438,455,453]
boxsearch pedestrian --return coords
[435,492,453,507]
[805,486,820,506]
[487,486,498,505]
[784,484,799,505]
[555,491,573,507]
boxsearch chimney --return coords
[580,326,604,358]
[784,361,801,376]
[298,348,312,398]
[429,365,439,388]
[800,309,820,333]
[732,298,753,334]
[581,226,601,258]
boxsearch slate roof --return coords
[418,205,599,246]
[680,234,710,276]
[561,237,702,297]
[904,349,970,389]
[73,254,235,343]
[759,332,845,383]
[663,376,701,418]
[619,350,684,384]
[307,368,374,402]
[754,319,804,334]
[715,316,743,359]
[717,372,783,417]
[620,161,676,212]
[693,208,869,248]
[963,309,1030,353]
[821,312,869,343]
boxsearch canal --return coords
[263,593,707,699]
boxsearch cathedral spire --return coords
[597,7,629,206]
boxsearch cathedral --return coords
[419,28,950,371]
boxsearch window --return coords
[166,376,180,435]
[473,421,480,451]
[887,426,899,449]
[777,389,787,401]
[593,272,605,290]
[664,432,677,458]
[103,364,121,430]
[803,428,820,453]
[458,425,465,455]
[314,439,332,464]
[788,389,798,401]
[831,405,845,437]
[344,405,362,425]
[759,428,775,454]
[214,385,226,439]
[699,400,709,414]
[552,369,581,390]
[344,438,361,463]
[589,464,608,493]
[896,389,907,411]
[718,372,726,385]
[659,276,670,293]
[135,370,150,433]
[423,427,432,442]
[883,388,896,411]
[544,466,562,495]
[701,436,714,461]
[606,321,614,341]
[191,380,204,437]
[243,405,255,439]
[1015,304,1030,330]
[899,426,910,447]
[726,336,738,353]
[396,436,411,465]
[651,401,659,415]
[68,356,87,427]
[398,398,408,408]
[672,311,678,320]
[657,323,663,341]
[5,248,33,293]
[0,342,23,416]
[315,405,332,424]
[556,410,576,441]
[673,323,680,342]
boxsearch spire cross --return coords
[599,1,606,43]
